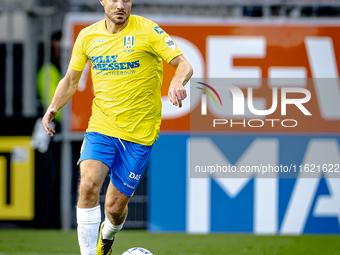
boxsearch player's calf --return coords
[105,200,128,224]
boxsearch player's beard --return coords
[105,8,130,25]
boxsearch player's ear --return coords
[99,0,105,7]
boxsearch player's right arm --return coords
[43,28,88,136]
[42,68,82,136]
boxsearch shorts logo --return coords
[124,36,135,49]
[123,183,135,189]
[164,36,176,50]
[154,26,164,34]
[129,172,141,182]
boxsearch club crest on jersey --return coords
[124,36,135,49]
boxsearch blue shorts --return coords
[78,132,153,197]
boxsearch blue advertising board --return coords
[148,134,340,234]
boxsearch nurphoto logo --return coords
[196,82,312,128]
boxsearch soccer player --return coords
[42,0,193,255]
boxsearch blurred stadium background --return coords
[1,0,340,254]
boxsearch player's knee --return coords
[79,179,100,201]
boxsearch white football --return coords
[122,247,153,255]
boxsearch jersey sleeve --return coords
[148,23,182,64]
[69,29,88,72]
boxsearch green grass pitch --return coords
[0,230,339,255]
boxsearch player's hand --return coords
[42,108,58,137]
[168,82,187,108]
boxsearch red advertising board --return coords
[65,15,340,133]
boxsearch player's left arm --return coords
[168,55,193,108]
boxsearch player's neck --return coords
[105,17,130,34]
